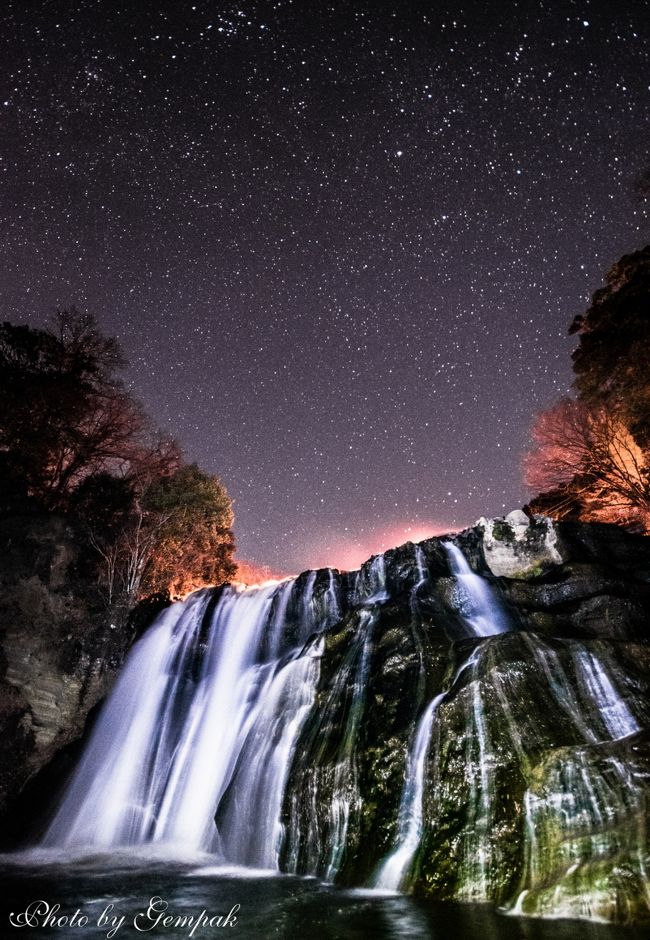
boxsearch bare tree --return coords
[0,309,177,509]
[525,398,650,531]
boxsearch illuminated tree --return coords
[1,310,237,605]
[526,246,650,532]
[569,245,650,449]
[525,398,650,530]
[86,464,236,605]
[138,463,236,598]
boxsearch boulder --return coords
[479,513,564,579]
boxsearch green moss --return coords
[492,520,515,542]
[508,562,548,581]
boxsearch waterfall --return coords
[461,643,495,899]
[443,542,511,636]
[42,577,339,856]
[410,544,428,620]
[323,609,376,881]
[572,648,639,740]
[508,637,644,919]
[373,543,514,892]
[373,694,443,890]
[215,636,324,867]
[266,578,294,661]
[324,568,342,623]
[35,530,646,921]
[354,553,388,604]
[283,607,377,881]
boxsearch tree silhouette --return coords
[525,398,649,530]
[526,247,650,532]
[0,309,166,508]
[1,309,237,605]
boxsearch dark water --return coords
[0,852,645,940]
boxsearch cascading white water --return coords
[443,542,511,636]
[354,553,388,604]
[266,578,294,661]
[43,575,339,858]
[324,568,341,623]
[323,608,376,881]
[374,542,514,891]
[373,693,443,890]
[572,648,639,740]
[504,636,644,918]
[216,636,324,867]
[410,544,428,620]
[36,532,643,916]
[374,542,432,890]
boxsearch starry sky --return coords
[1,1,648,571]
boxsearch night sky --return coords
[1,1,648,572]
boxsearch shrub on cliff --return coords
[86,464,236,604]
[139,464,236,597]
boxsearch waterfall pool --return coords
[1,851,645,940]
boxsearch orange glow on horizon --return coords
[292,520,460,573]
[234,558,289,585]
[173,522,462,596]
[171,522,461,597]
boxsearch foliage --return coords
[92,464,236,604]
[569,245,650,449]
[525,398,649,530]
[0,308,177,509]
[526,246,650,532]
[1,309,237,605]
[140,464,236,597]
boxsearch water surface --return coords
[0,852,645,940]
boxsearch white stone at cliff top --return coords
[478,511,563,579]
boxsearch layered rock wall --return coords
[0,514,137,835]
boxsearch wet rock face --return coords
[0,514,136,836]
[441,515,650,643]
[417,633,650,921]
[491,519,650,642]
[280,601,450,885]
[279,517,650,924]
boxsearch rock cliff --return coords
[279,514,650,922]
[0,514,140,838]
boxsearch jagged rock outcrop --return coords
[479,510,563,578]
[416,633,649,918]
[0,514,139,837]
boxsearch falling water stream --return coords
[443,543,511,637]
[43,577,339,853]
[373,542,514,891]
